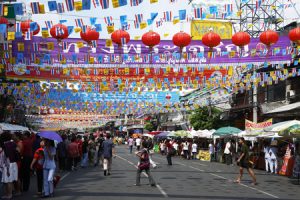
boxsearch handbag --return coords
[138,152,150,170]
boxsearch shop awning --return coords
[0,123,29,132]
[264,102,300,114]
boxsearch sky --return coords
[14,0,300,40]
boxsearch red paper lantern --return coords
[172,32,191,49]
[21,20,32,33]
[259,30,279,46]
[0,17,8,25]
[202,31,221,48]
[289,27,300,44]
[50,24,69,40]
[20,20,40,35]
[232,31,251,47]
[80,27,99,43]
[111,30,130,46]
[142,31,160,47]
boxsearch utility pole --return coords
[253,84,258,123]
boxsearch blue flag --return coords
[90,17,97,25]
[14,3,24,15]
[30,22,38,31]
[0,24,7,34]
[17,53,24,61]
[119,0,127,6]
[59,20,67,24]
[44,54,51,60]
[48,1,57,11]
[179,9,186,20]
[95,24,102,32]
[82,0,91,10]
[209,6,218,14]
[151,12,158,21]
[147,19,153,25]
[120,15,127,25]
[67,26,74,35]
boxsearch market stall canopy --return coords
[213,126,242,136]
[0,123,29,132]
[264,120,300,132]
[191,129,214,138]
[168,130,193,138]
[279,124,300,137]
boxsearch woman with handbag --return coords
[135,142,156,187]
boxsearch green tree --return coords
[144,122,155,132]
[189,106,224,130]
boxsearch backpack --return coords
[138,151,150,170]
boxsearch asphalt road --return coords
[20,145,300,200]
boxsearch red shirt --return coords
[22,135,35,157]
[33,148,44,170]
[68,142,79,158]
[76,140,83,156]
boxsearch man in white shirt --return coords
[264,143,271,172]
[135,137,141,151]
[269,142,278,174]
[224,140,232,165]
[127,137,134,154]
[192,142,198,160]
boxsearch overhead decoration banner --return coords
[9,36,291,67]
[191,20,233,40]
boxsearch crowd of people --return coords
[0,129,299,198]
[0,130,116,199]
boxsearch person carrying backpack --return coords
[135,142,156,187]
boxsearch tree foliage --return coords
[189,106,224,130]
[144,122,155,132]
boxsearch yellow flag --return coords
[76,42,84,48]
[106,39,112,47]
[17,43,24,51]
[150,0,158,3]
[42,29,49,38]
[166,67,171,73]
[7,32,15,41]
[140,22,147,29]
[74,1,82,11]
[237,10,242,17]
[173,18,180,25]
[228,66,233,76]
[9,57,16,64]
[89,57,94,64]
[4,6,8,16]
[125,68,130,74]
[47,42,54,50]
[107,25,114,34]
[35,58,40,64]
[39,4,45,14]
[112,0,119,8]
[134,36,140,40]
[145,68,150,74]
[74,27,81,33]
